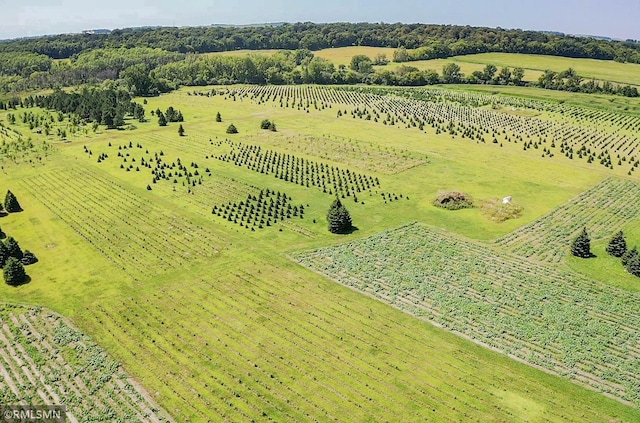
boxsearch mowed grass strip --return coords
[21,166,228,280]
[295,222,640,408]
[77,257,640,422]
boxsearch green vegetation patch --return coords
[480,197,524,222]
[496,177,640,263]
[294,222,640,406]
[0,305,171,421]
[432,190,474,210]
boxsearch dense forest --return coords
[1,23,639,96]
[2,23,639,62]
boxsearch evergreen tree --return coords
[260,119,271,129]
[178,124,185,136]
[606,231,627,257]
[21,250,38,265]
[326,198,353,234]
[0,242,9,268]
[216,112,222,122]
[158,111,167,127]
[571,227,592,258]
[166,106,177,122]
[621,246,638,267]
[4,237,23,260]
[226,123,238,134]
[4,190,21,212]
[4,257,26,286]
[626,252,640,277]
[625,254,640,276]
[269,121,277,132]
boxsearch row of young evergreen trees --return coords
[571,228,640,277]
[0,191,36,286]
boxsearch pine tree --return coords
[226,123,238,134]
[4,236,23,260]
[326,198,353,234]
[269,121,277,132]
[0,242,9,268]
[216,112,222,122]
[158,112,167,127]
[178,124,185,137]
[621,246,638,267]
[3,257,26,286]
[4,190,21,212]
[571,227,592,258]
[606,231,627,257]
[21,250,38,265]
[626,252,640,277]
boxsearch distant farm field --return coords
[313,46,397,64]
[3,80,640,421]
[454,53,640,86]
[203,47,640,87]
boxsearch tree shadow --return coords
[9,275,31,287]
[0,211,8,218]
[339,226,359,235]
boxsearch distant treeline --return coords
[1,23,639,98]
[1,23,639,63]
[0,47,182,92]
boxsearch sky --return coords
[0,0,638,41]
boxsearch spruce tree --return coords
[4,236,23,260]
[178,124,185,137]
[571,227,592,258]
[3,257,26,286]
[226,123,238,134]
[626,253,640,277]
[0,241,9,268]
[158,112,167,127]
[326,198,353,234]
[606,231,627,257]
[21,250,38,265]
[622,246,638,267]
[4,190,21,212]
[216,112,222,122]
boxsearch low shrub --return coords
[433,191,474,210]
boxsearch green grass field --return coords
[201,47,640,88]
[2,80,640,421]
[454,53,640,86]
